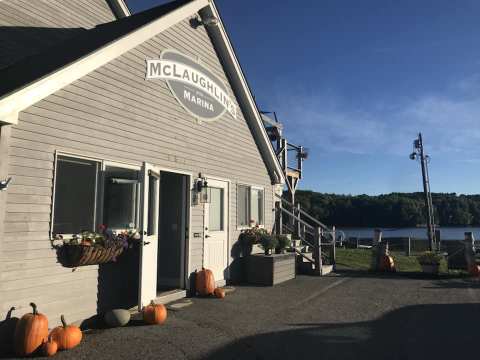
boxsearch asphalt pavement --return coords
[4,271,480,360]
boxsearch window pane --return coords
[53,156,98,234]
[104,167,139,229]
[209,187,224,231]
[251,189,259,225]
[237,185,249,226]
[251,189,264,225]
[147,175,158,236]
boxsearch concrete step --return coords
[297,262,334,276]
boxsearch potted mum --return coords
[275,235,291,254]
[259,233,278,255]
[417,251,443,275]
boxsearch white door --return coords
[204,179,228,283]
[138,163,160,310]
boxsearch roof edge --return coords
[108,0,132,18]
[201,2,285,185]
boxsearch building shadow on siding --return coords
[0,26,87,70]
[204,303,479,360]
[96,245,140,314]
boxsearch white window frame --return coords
[50,152,102,240]
[50,152,142,239]
[236,183,265,230]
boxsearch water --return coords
[338,227,480,241]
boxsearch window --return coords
[237,185,264,227]
[103,166,140,230]
[209,187,224,231]
[238,185,250,226]
[53,155,99,235]
[52,155,141,236]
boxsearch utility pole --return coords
[410,133,436,251]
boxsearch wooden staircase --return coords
[276,196,336,276]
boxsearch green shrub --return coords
[275,235,291,252]
[417,251,443,266]
[259,234,278,254]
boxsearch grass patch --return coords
[335,248,449,273]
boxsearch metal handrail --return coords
[278,206,315,231]
[275,194,331,231]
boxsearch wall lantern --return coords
[0,177,12,191]
[193,173,210,205]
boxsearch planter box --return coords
[245,253,295,286]
[421,263,440,275]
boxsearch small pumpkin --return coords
[41,336,58,357]
[0,307,19,354]
[196,268,215,296]
[469,264,480,277]
[214,288,225,299]
[14,302,49,356]
[50,315,82,350]
[142,301,167,325]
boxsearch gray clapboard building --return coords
[0,0,286,324]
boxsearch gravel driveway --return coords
[4,272,480,360]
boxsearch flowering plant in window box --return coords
[53,225,141,268]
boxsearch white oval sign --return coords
[146,50,237,121]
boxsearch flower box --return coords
[420,263,440,275]
[245,253,296,286]
[57,244,124,268]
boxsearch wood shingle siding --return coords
[0,14,276,325]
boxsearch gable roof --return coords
[0,0,285,184]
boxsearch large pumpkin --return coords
[14,303,49,356]
[143,301,167,325]
[196,268,215,296]
[50,315,82,350]
[0,307,19,355]
[379,255,395,272]
[41,336,58,357]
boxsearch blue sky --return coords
[129,0,480,195]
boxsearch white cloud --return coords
[271,74,480,160]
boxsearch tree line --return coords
[293,191,480,227]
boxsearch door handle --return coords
[205,235,210,238]
[143,241,151,246]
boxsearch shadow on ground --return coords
[205,303,479,360]
[335,268,472,281]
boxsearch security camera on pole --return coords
[409,133,436,251]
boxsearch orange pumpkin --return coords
[41,336,58,357]
[14,302,49,356]
[214,288,225,299]
[0,307,19,355]
[469,264,480,277]
[196,268,215,296]
[50,315,82,350]
[143,301,167,325]
[379,255,395,272]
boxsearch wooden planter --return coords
[421,263,440,275]
[57,244,124,268]
[245,253,295,286]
